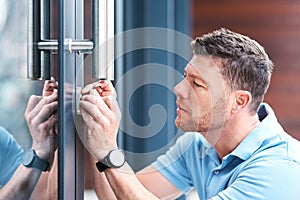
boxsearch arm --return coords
[89,154,117,200]
[0,165,43,200]
[80,81,181,200]
[91,154,181,200]
[137,166,182,199]
[0,79,58,200]
[30,150,58,200]
[30,78,58,200]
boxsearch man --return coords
[0,79,58,199]
[79,28,300,199]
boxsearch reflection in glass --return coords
[0,0,36,148]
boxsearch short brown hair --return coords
[191,28,274,112]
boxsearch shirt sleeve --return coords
[0,126,23,187]
[151,132,197,194]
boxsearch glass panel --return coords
[0,0,59,198]
[0,1,33,148]
[0,0,113,199]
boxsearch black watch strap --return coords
[22,149,50,172]
[96,159,110,172]
[32,154,50,171]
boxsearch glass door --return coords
[0,0,114,199]
[0,0,191,199]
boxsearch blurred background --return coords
[192,0,300,141]
[0,0,299,199]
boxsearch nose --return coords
[174,79,189,99]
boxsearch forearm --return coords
[105,163,159,200]
[45,150,58,199]
[0,165,42,200]
[90,155,117,200]
[30,151,58,200]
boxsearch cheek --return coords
[192,90,212,116]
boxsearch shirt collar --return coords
[223,103,284,162]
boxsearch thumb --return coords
[103,95,121,120]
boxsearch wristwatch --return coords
[96,149,126,172]
[22,149,50,172]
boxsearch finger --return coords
[26,90,58,123]
[81,82,97,95]
[81,93,113,116]
[31,101,58,126]
[80,108,95,126]
[95,80,115,96]
[25,95,42,117]
[81,80,116,97]
[88,89,116,110]
[47,114,58,132]
[102,96,113,109]
[44,88,58,103]
[80,99,110,125]
[80,109,102,139]
[88,88,100,97]
[103,96,121,117]
[36,114,58,135]
[95,85,103,95]
[80,104,108,130]
[43,77,58,97]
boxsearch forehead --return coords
[187,55,222,83]
[187,55,229,100]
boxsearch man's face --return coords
[174,55,230,134]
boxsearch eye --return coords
[193,81,202,87]
[193,80,206,88]
[183,72,187,78]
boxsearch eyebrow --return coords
[184,63,207,83]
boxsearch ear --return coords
[231,90,252,114]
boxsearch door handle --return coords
[27,0,50,80]
[92,0,114,80]
[27,0,115,80]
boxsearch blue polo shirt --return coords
[152,103,300,199]
[0,126,23,188]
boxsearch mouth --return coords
[176,102,188,113]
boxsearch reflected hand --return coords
[43,77,58,98]
[42,77,59,138]
[25,80,58,166]
[80,80,121,161]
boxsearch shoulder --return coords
[216,155,300,199]
[0,126,23,187]
[238,136,300,180]
[0,126,11,137]
[0,126,16,146]
[0,126,23,155]
[285,134,300,163]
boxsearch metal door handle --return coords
[92,0,114,80]
[27,0,50,80]
[27,0,115,80]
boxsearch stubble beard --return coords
[176,98,227,137]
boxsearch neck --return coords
[204,113,260,160]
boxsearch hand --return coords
[43,77,60,136]
[79,81,121,161]
[42,77,58,98]
[25,79,58,165]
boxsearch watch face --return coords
[22,149,34,166]
[109,150,125,167]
